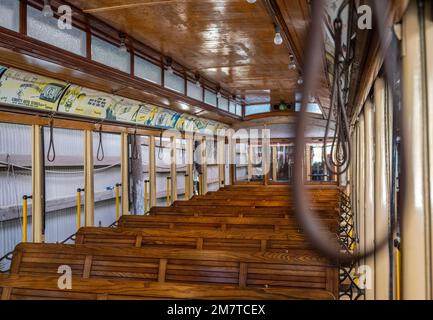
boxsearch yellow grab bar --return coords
[144,180,149,214]
[22,195,32,243]
[166,177,171,206]
[184,174,189,200]
[115,183,121,219]
[76,188,84,231]
[396,246,401,300]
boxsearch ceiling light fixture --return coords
[288,54,296,70]
[119,33,127,53]
[42,0,53,18]
[165,57,174,74]
[216,86,222,99]
[246,0,257,3]
[194,72,201,86]
[273,24,283,45]
[297,77,304,85]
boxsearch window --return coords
[218,97,229,112]
[187,81,203,101]
[236,104,243,116]
[27,5,86,56]
[0,123,32,264]
[229,101,236,114]
[295,102,322,115]
[204,89,217,107]
[206,139,219,191]
[92,35,130,73]
[93,132,121,226]
[44,128,84,243]
[245,104,271,116]
[155,137,171,206]
[135,56,162,85]
[129,135,150,214]
[176,139,187,200]
[164,71,185,94]
[0,0,19,31]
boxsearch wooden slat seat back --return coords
[117,215,339,233]
[8,243,338,297]
[0,275,335,300]
[173,199,338,208]
[149,206,339,219]
[76,227,314,251]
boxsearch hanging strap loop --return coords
[132,128,139,160]
[47,116,56,163]
[96,124,105,161]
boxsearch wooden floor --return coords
[0,185,340,300]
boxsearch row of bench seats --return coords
[0,185,341,300]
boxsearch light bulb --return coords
[274,32,283,45]
[119,43,127,53]
[196,80,201,87]
[217,91,222,99]
[167,65,174,74]
[288,55,296,70]
[247,0,257,3]
[42,2,53,18]
[297,77,303,85]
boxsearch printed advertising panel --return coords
[0,68,68,111]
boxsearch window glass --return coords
[245,104,271,116]
[27,5,86,56]
[92,35,130,73]
[187,81,203,101]
[0,0,19,31]
[218,97,229,112]
[204,89,217,107]
[164,71,185,94]
[0,123,32,265]
[135,56,162,85]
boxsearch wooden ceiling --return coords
[66,0,328,108]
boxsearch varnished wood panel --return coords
[66,0,321,106]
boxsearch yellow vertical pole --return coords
[22,195,31,243]
[272,146,277,181]
[31,124,43,243]
[396,246,401,300]
[76,188,84,231]
[170,136,178,202]
[120,132,129,216]
[184,174,189,200]
[149,136,157,208]
[201,136,208,194]
[144,180,149,213]
[115,183,121,220]
[166,177,171,206]
[84,130,94,227]
[217,133,225,188]
[185,135,194,199]
[247,144,253,181]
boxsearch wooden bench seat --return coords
[117,215,338,232]
[0,274,335,300]
[76,227,315,251]
[7,243,338,297]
